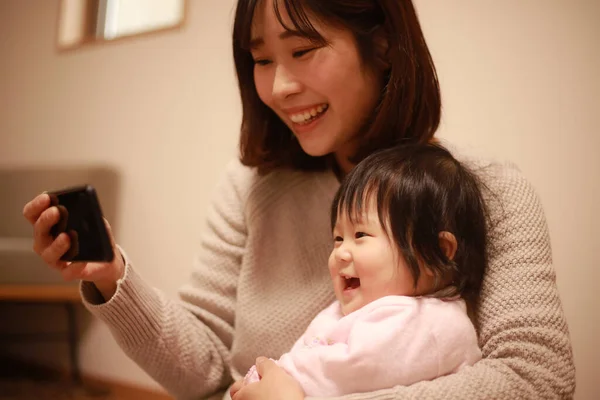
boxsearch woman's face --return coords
[250,0,384,173]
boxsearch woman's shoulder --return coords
[446,143,540,208]
[217,157,338,214]
[443,142,549,242]
[449,145,524,185]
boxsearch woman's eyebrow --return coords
[249,30,304,49]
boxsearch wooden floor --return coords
[0,356,173,400]
[0,379,173,400]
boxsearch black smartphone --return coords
[49,185,114,262]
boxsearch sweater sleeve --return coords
[307,162,576,400]
[80,159,252,400]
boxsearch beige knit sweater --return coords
[81,154,576,400]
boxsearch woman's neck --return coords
[333,148,356,179]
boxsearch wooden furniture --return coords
[0,284,83,384]
[0,285,80,302]
[0,166,118,387]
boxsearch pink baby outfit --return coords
[243,295,481,397]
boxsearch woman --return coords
[23,0,575,399]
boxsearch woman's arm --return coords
[306,161,576,400]
[81,159,253,399]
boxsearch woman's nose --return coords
[272,64,302,99]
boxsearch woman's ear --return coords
[373,28,391,70]
[438,231,458,261]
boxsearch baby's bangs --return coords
[334,177,391,233]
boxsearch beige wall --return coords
[0,0,598,398]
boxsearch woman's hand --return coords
[231,357,304,400]
[23,193,125,301]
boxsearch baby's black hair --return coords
[331,143,489,303]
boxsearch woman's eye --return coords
[355,232,368,239]
[253,58,272,66]
[292,48,316,58]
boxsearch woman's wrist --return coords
[94,279,119,302]
[93,251,126,301]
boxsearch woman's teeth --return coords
[290,104,329,125]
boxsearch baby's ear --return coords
[438,231,458,261]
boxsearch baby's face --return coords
[328,200,434,315]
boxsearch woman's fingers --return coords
[32,206,60,253]
[254,357,276,377]
[230,380,244,398]
[24,192,71,270]
[40,232,70,269]
[24,192,120,284]
[23,193,51,225]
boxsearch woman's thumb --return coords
[255,357,274,377]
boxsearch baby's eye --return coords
[334,236,343,242]
[355,232,368,239]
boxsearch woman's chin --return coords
[295,140,333,158]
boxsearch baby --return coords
[242,143,489,397]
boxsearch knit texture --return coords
[81,154,576,400]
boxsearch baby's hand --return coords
[243,364,260,385]
[233,358,304,400]
[230,363,261,398]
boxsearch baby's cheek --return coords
[359,284,377,302]
[327,255,337,275]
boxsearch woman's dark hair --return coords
[233,0,441,174]
[331,143,489,304]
